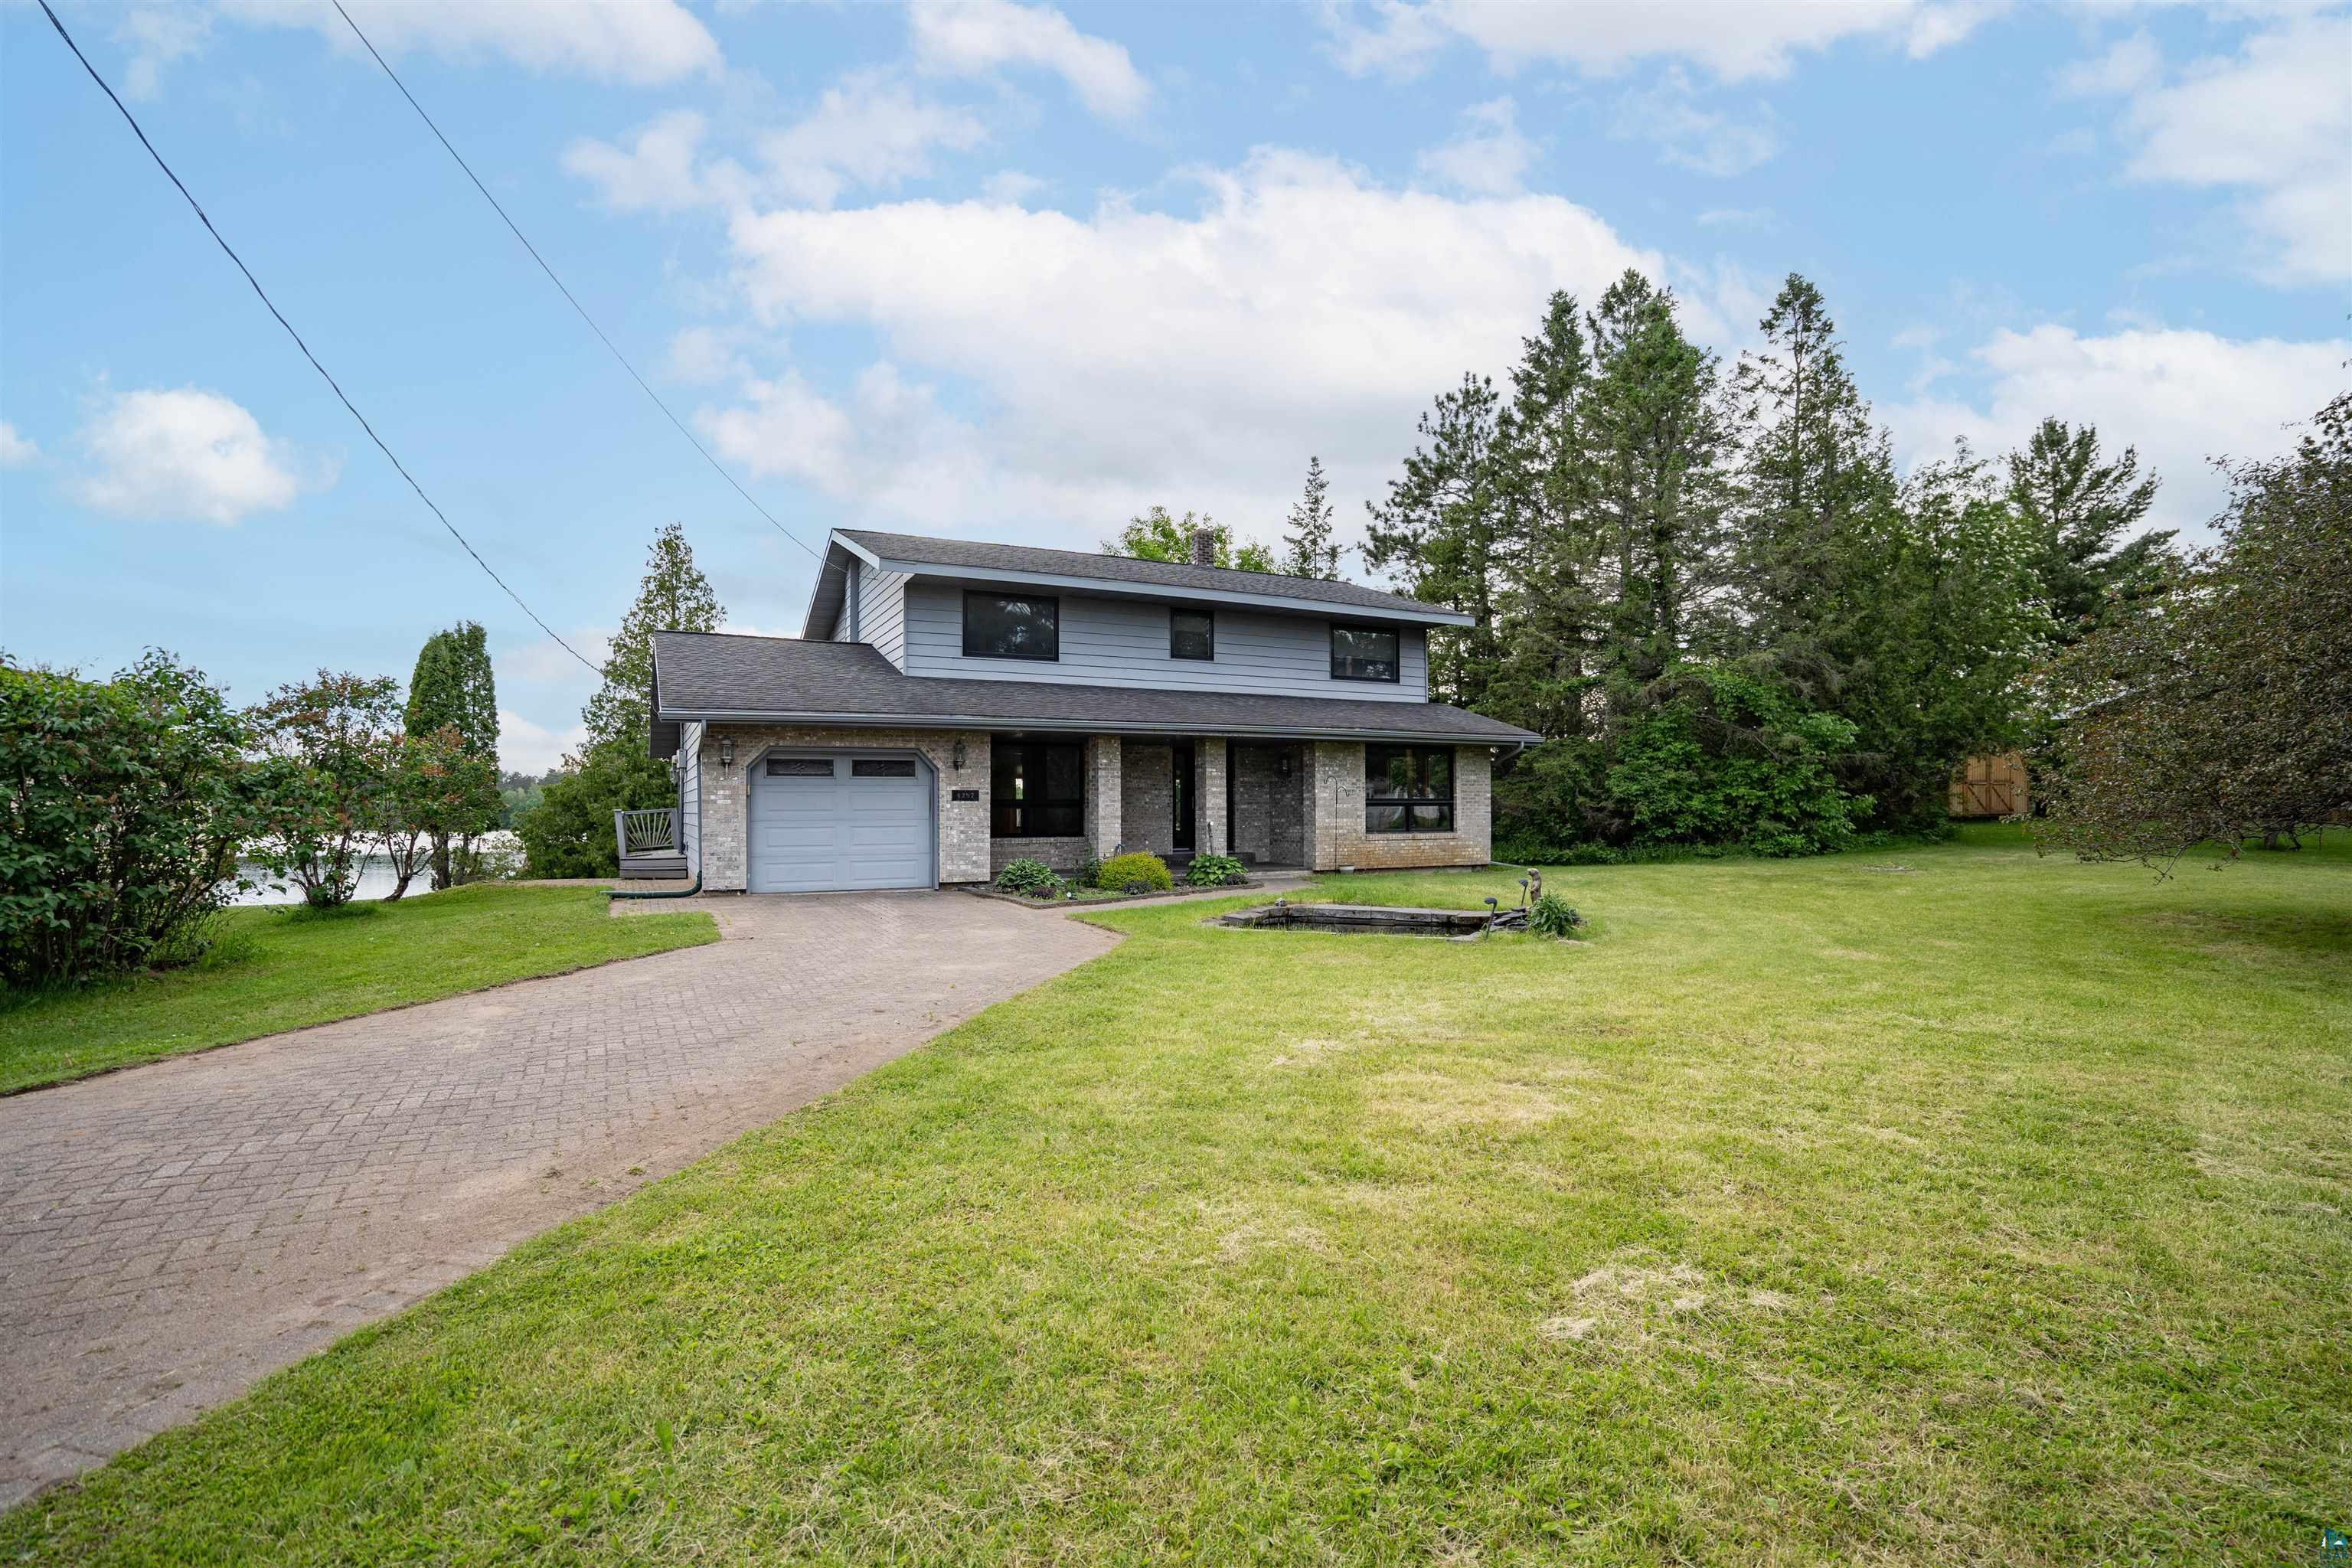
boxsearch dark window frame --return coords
[1170,607,1215,662]
[1331,622,1402,683]
[1364,743,1455,835]
[962,590,1061,662]
[765,756,835,778]
[991,740,1086,839]
[851,758,918,778]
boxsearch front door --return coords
[1171,741,1195,852]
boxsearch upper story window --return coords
[963,592,1059,660]
[1170,609,1214,661]
[1331,624,1400,682]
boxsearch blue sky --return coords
[2,0,2345,770]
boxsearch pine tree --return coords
[2005,417,2174,643]
[1726,274,1900,693]
[583,521,724,757]
[1279,457,1344,579]
[1364,373,1508,709]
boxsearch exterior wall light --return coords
[719,736,736,775]
[952,738,967,770]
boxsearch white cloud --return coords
[908,0,1149,119]
[0,421,38,467]
[2055,30,2160,99]
[1884,323,2350,541]
[116,7,213,100]
[700,148,1682,539]
[1322,0,1996,83]
[1612,74,1782,176]
[756,71,989,207]
[566,74,988,214]
[503,628,612,687]
[217,0,720,86]
[494,709,588,775]
[664,325,753,386]
[2070,15,2352,284]
[71,387,328,525]
[982,170,1049,204]
[1416,97,1534,195]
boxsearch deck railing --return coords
[614,807,679,859]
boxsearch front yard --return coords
[3,828,2345,1563]
[0,885,717,1093]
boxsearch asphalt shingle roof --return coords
[651,632,1538,745]
[835,529,1456,619]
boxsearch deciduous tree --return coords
[1106,506,1277,573]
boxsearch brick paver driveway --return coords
[0,892,1116,1507]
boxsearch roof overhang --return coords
[658,706,1530,747]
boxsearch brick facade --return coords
[697,724,1495,887]
[697,724,991,890]
[1302,740,1491,871]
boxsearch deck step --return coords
[619,855,690,879]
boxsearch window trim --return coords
[962,590,1061,662]
[991,739,1086,839]
[1330,622,1403,684]
[1169,607,1215,662]
[1364,743,1455,835]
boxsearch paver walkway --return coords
[0,892,1116,1508]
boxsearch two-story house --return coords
[638,528,1538,893]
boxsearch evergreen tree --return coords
[1364,372,1509,708]
[583,522,725,757]
[1279,457,1344,579]
[2004,417,2174,643]
[1725,273,1901,697]
[1106,506,1277,573]
[1486,291,1601,740]
[402,622,502,889]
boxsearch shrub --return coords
[1096,851,1173,893]
[1183,854,1246,887]
[996,858,1057,893]
[514,741,674,878]
[1529,893,1583,937]
[1,650,263,988]
[247,671,403,910]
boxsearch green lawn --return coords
[4,828,2347,1563]
[0,884,717,1094]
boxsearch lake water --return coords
[230,855,420,906]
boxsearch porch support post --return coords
[1085,735,1123,861]
[1194,737,1227,857]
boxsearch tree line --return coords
[1345,270,2183,857]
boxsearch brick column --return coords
[1194,737,1227,856]
[1085,735,1122,861]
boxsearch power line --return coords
[332,0,825,565]
[36,0,600,673]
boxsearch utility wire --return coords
[37,0,600,672]
[332,0,824,564]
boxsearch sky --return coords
[2,0,2346,773]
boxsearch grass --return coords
[0,884,718,1094]
[3,826,2346,1563]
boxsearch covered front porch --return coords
[985,734,1315,879]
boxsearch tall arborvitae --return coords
[405,621,498,761]
[1364,372,1509,709]
[1726,273,1900,698]
[1280,456,1344,580]
[2005,417,2173,642]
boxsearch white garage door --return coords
[748,753,934,893]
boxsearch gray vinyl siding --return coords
[861,569,910,669]
[678,720,704,877]
[900,581,1429,701]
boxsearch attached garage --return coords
[747,751,936,893]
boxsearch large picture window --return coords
[964,593,1060,660]
[992,741,1085,838]
[1331,624,1400,682]
[1364,744,1453,834]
